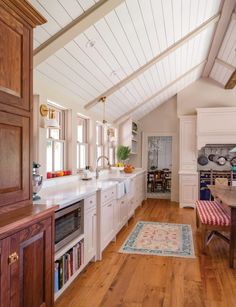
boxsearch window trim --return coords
[77,115,89,171]
[46,104,66,173]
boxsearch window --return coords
[96,123,104,167]
[46,106,65,172]
[107,127,116,166]
[77,116,89,170]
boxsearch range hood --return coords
[196,107,236,150]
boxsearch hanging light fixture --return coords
[99,96,107,125]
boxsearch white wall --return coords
[138,96,179,202]
[177,78,236,116]
[33,71,117,178]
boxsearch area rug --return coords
[120,221,195,258]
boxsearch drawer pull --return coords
[108,204,112,207]
[8,252,19,265]
[90,200,93,204]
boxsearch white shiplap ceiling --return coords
[32,0,225,122]
[210,13,236,86]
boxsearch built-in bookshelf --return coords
[119,118,139,155]
[54,234,85,300]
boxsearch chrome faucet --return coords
[96,155,111,179]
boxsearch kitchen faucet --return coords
[96,155,111,179]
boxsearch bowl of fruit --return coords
[111,162,125,172]
[124,164,135,173]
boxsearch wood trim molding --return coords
[202,0,236,77]
[1,0,47,27]
[33,0,125,67]
[113,61,206,125]
[84,14,220,110]
[225,69,236,89]
[215,58,235,71]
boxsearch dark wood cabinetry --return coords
[0,206,56,307]
[0,0,46,213]
[0,1,54,307]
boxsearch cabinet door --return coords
[0,5,30,111]
[179,174,198,208]
[120,199,128,227]
[0,111,30,209]
[101,201,114,250]
[84,207,97,264]
[0,218,53,307]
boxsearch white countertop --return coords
[33,169,145,210]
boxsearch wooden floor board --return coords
[56,199,236,307]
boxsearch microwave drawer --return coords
[101,186,116,204]
[84,193,96,211]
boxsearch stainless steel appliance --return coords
[55,201,84,252]
[32,162,43,201]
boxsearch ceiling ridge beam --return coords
[113,60,207,125]
[33,0,125,67]
[84,13,220,110]
[215,58,236,71]
[202,0,236,77]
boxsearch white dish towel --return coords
[124,179,131,194]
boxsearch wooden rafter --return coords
[113,60,206,124]
[33,0,124,67]
[84,13,220,110]
[202,0,236,77]
[225,69,236,89]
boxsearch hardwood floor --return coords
[56,199,236,307]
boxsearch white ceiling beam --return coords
[33,0,124,67]
[215,58,235,71]
[202,0,236,77]
[113,60,207,125]
[84,13,220,110]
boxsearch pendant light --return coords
[99,96,107,125]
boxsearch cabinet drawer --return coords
[85,194,96,211]
[101,187,116,204]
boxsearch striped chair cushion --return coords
[196,200,231,227]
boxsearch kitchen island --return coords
[208,185,236,268]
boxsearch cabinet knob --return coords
[8,252,19,265]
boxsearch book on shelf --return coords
[54,240,84,293]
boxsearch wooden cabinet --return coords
[84,195,97,264]
[0,1,45,213]
[0,5,30,111]
[0,206,55,307]
[0,111,30,208]
[179,173,198,208]
[101,200,115,251]
[179,116,198,208]
[179,116,197,171]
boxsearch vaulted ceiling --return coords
[31,0,236,122]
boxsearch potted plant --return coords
[116,146,131,169]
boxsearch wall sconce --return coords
[40,104,59,129]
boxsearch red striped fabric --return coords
[196,200,231,227]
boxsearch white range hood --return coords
[196,107,236,150]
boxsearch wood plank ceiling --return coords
[210,13,236,86]
[31,0,223,122]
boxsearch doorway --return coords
[146,136,172,199]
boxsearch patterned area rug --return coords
[120,221,195,258]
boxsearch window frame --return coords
[46,104,66,173]
[96,123,105,167]
[77,115,89,171]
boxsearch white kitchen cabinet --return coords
[120,197,128,227]
[179,116,197,171]
[179,116,198,208]
[179,172,198,208]
[84,194,97,264]
[101,200,115,251]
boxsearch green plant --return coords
[117,145,131,161]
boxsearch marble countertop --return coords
[33,169,145,210]
[208,185,236,208]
